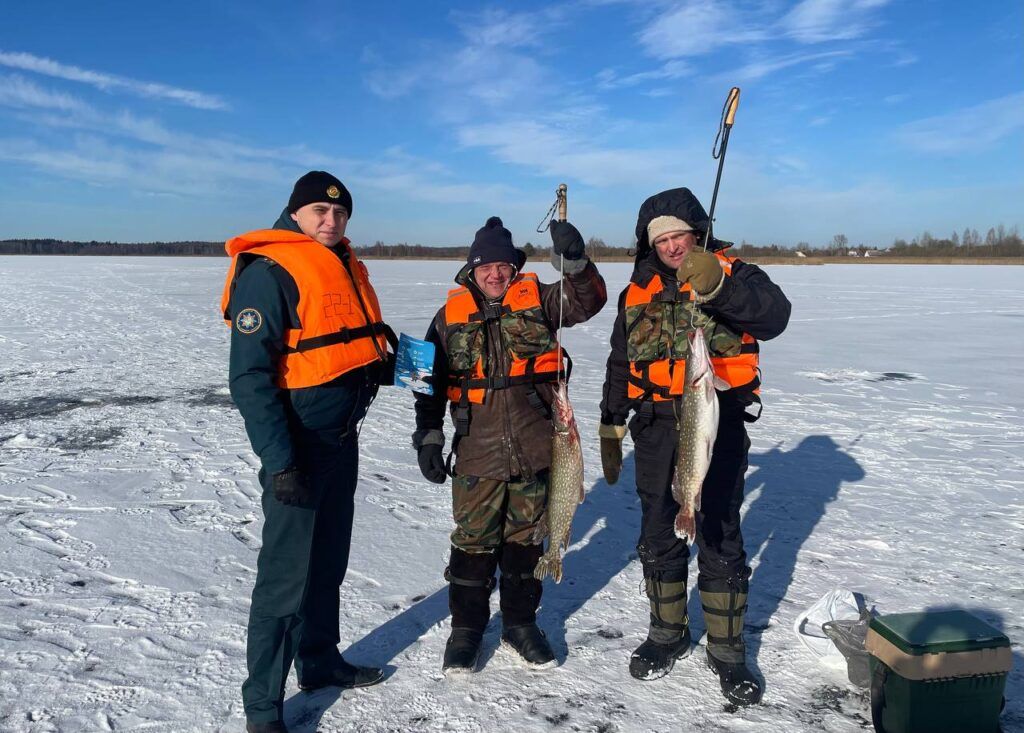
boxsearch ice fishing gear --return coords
[534,183,570,381]
[534,182,567,233]
[689,86,740,332]
[701,86,740,253]
[866,610,1011,733]
[556,183,567,381]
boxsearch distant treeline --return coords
[0,239,224,256]
[2,225,1021,258]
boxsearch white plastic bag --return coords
[793,588,863,671]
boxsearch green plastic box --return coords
[865,610,1011,733]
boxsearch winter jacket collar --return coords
[631,251,679,288]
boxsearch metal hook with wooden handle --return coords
[724,87,740,128]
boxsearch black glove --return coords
[549,220,586,260]
[417,444,447,484]
[272,468,315,506]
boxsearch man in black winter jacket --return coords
[599,187,790,706]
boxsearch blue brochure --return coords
[395,333,436,395]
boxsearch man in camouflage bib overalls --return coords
[413,216,606,673]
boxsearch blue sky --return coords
[0,0,1021,248]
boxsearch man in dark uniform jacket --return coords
[223,171,392,733]
[599,188,790,706]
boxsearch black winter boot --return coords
[700,576,763,706]
[629,571,692,680]
[705,649,762,706]
[246,721,288,733]
[501,624,556,667]
[499,543,555,667]
[443,547,497,674]
[297,656,384,691]
[442,628,484,673]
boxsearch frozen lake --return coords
[0,257,1021,732]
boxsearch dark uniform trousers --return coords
[630,407,751,588]
[241,413,365,723]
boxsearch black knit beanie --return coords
[467,216,520,267]
[455,216,526,285]
[287,171,353,216]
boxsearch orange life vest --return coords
[444,273,566,405]
[625,253,759,401]
[220,229,390,389]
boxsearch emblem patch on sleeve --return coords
[235,308,263,334]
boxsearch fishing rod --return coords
[701,86,740,253]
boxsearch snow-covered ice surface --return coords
[0,257,1021,732]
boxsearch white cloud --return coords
[781,0,892,43]
[364,11,559,117]
[456,119,693,188]
[0,74,87,112]
[0,79,513,213]
[720,49,853,82]
[345,147,515,205]
[0,50,228,110]
[596,59,691,89]
[894,92,1024,154]
[450,8,561,48]
[638,1,768,59]
[0,134,290,197]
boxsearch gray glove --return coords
[599,423,627,485]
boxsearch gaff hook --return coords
[535,183,568,232]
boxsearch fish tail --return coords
[674,511,696,543]
[536,556,552,581]
[534,553,557,583]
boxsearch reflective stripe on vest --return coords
[220,230,388,389]
[444,273,564,405]
[625,253,758,401]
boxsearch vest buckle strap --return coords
[289,321,392,353]
[468,302,511,322]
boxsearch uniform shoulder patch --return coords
[235,308,263,334]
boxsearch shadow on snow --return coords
[285,434,867,727]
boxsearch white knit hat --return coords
[647,215,694,245]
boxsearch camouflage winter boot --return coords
[499,542,556,667]
[629,570,692,680]
[700,576,762,706]
[442,548,497,674]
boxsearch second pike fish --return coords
[672,327,727,542]
[534,381,585,583]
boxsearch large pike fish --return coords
[534,381,585,583]
[672,327,725,542]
